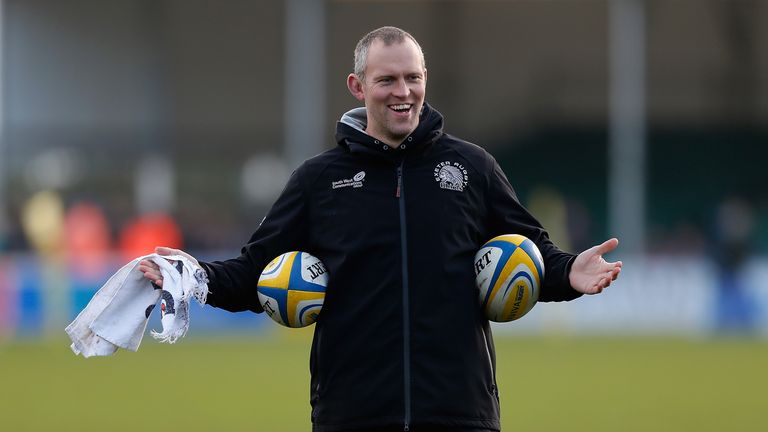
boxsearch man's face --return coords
[347,39,427,146]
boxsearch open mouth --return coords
[389,103,412,114]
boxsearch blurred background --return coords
[0,0,766,431]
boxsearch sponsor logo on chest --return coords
[434,161,468,192]
[331,171,366,190]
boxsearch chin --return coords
[392,122,418,137]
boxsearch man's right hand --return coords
[138,246,199,288]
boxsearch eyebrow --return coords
[372,71,423,80]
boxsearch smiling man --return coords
[140,26,622,432]
[346,31,427,147]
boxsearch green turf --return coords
[1,332,766,431]
[494,336,768,432]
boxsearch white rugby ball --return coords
[474,234,544,322]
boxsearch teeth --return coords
[390,104,411,111]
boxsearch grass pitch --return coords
[1,332,766,431]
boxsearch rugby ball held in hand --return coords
[257,251,327,328]
[474,234,544,322]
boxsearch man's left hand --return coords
[569,238,623,295]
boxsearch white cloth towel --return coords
[65,254,209,358]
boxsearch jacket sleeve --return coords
[485,155,582,302]
[200,166,310,313]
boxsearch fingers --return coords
[592,278,609,294]
[137,260,158,272]
[141,247,197,286]
[591,279,605,294]
[138,259,164,287]
[587,267,621,295]
[600,267,620,286]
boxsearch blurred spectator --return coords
[20,190,66,259]
[565,198,595,253]
[64,202,112,279]
[527,185,572,252]
[0,258,16,339]
[118,212,183,262]
[526,185,596,253]
[713,196,758,332]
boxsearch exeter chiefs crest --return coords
[434,161,468,192]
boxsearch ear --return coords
[347,73,365,101]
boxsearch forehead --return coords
[365,38,424,76]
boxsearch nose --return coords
[392,77,410,98]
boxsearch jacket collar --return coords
[335,102,444,157]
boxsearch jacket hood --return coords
[335,102,444,155]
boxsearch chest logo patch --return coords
[434,161,468,192]
[331,171,366,190]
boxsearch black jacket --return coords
[201,104,581,431]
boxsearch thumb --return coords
[155,246,199,266]
[155,246,179,256]
[595,238,619,255]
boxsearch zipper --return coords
[395,164,403,198]
[396,160,412,432]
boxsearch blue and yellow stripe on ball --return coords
[482,234,544,322]
[257,251,327,328]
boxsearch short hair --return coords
[353,26,426,81]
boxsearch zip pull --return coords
[395,165,403,198]
[404,422,410,432]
